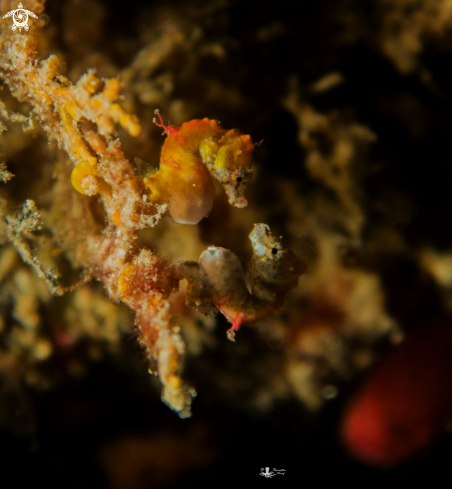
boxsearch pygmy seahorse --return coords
[145,110,254,225]
[176,224,307,341]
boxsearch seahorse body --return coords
[145,114,254,225]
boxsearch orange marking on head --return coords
[161,155,183,170]
[161,155,198,176]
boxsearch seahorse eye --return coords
[236,177,242,183]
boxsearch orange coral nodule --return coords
[103,79,121,101]
[84,131,107,154]
[117,263,157,299]
[109,103,142,137]
[168,374,182,389]
[118,262,170,305]
[111,210,122,226]
[117,264,135,299]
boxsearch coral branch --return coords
[0,4,192,415]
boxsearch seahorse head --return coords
[215,130,253,170]
[200,129,254,208]
[248,224,307,302]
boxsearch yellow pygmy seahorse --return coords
[145,110,255,225]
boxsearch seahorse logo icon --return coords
[3,3,38,32]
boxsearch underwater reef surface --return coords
[1,0,452,486]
